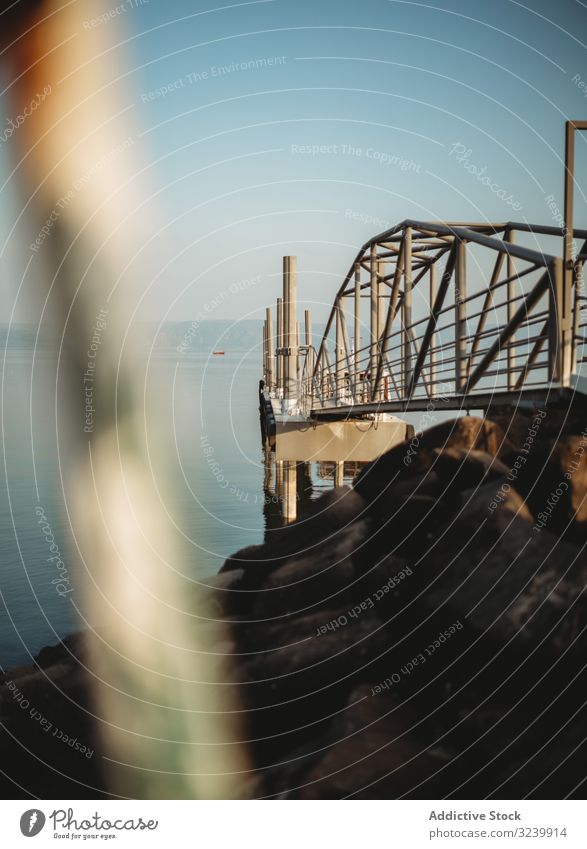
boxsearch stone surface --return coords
[0,634,107,799]
[354,416,510,505]
[512,433,587,541]
[2,414,586,799]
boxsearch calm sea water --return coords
[0,348,352,669]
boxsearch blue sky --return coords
[1,0,586,324]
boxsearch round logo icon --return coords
[20,810,46,837]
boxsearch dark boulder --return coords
[0,635,107,800]
[251,520,368,618]
[291,685,452,799]
[511,433,587,542]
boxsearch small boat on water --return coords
[212,350,225,355]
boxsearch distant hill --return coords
[0,319,330,354]
[0,320,265,354]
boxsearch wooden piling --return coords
[276,297,283,395]
[265,307,274,391]
[283,256,298,402]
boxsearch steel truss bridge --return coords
[261,122,587,421]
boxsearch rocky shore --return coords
[2,412,586,799]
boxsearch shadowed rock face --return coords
[1,414,586,799]
[507,433,587,543]
[217,413,587,798]
[0,634,107,800]
[353,416,512,506]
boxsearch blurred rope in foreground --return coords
[2,0,247,798]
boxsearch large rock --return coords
[511,433,587,541]
[190,568,247,617]
[431,447,510,492]
[236,608,392,766]
[292,685,449,799]
[0,634,107,799]
[221,486,368,585]
[251,520,368,618]
[241,608,389,697]
[4,412,586,800]
[354,416,510,506]
[417,480,584,649]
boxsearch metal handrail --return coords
[304,221,583,411]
